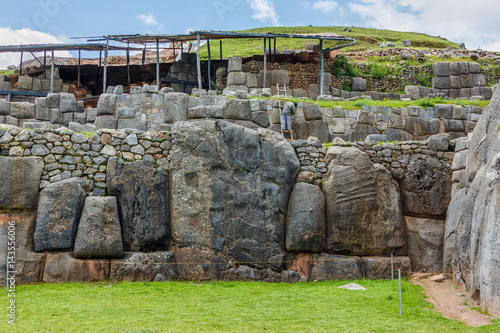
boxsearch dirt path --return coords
[411,273,493,327]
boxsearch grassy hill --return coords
[198,26,459,59]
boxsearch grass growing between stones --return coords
[1,280,498,332]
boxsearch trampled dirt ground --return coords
[411,273,497,327]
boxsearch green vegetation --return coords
[197,26,459,59]
[331,55,360,78]
[1,280,498,332]
[0,69,16,76]
[370,63,389,79]
[283,96,490,110]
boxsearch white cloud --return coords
[246,0,281,26]
[0,27,71,69]
[348,0,500,51]
[311,1,339,14]
[137,13,164,31]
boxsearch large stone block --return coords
[35,97,50,121]
[174,247,230,281]
[224,99,251,120]
[107,157,170,252]
[362,257,412,279]
[165,92,188,123]
[286,183,326,252]
[0,157,43,212]
[117,118,146,131]
[17,75,33,90]
[356,110,375,125]
[251,111,270,128]
[0,213,45,284]
[311,254,364,280]
[228,56,242,73]
[460,75,473,88]
[352,77,367,91]
[59,93,77,112]
[401,154,452,217]
[346,123,379,142]
[432,62,450,77]
[111,252,178,282]
[404,86,421,100]
[405,217,445,273]
[170,121,300,268]
[73,196,124,259]
[10,102,35,119]
[33,178,89,251]
[42,252,110,283]
[302,103,323,121]
[227,71,247,86]
[293,120,330,142]
[0,99,9,116]
[432,77,451,89]
[97,93,117,116]
[94,115,117,129]
[322,147,406,255]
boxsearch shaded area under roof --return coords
[0,43,142,53]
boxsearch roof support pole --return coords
[268,38,272,63]
[220,40,223,60]
[172,42,176,61]
[196,33,202,89]
[30,52,44,67]
[263,38,267,89]
[320,39,325,96]
[77,50,81,89]
[50,49,54,93]
[207,38,212,91]
[44,51,47,67]
[142,46,146,65]
[156,37,160,90]
[98,51,102,68]
[103,37,109,93]
[19,52,23,76]
[274,38,277,59]
[127,42,130,86]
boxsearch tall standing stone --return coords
[107,157,170,251]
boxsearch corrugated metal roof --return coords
[0,43,142,53]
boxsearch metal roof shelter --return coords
[0,43,142,93]
[89,30,356,94]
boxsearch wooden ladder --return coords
[277,83,295,140]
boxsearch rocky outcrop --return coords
[322,147,406,256]
[42,252,110,283]
[444,84,500,315]
[73,196,124,259]
[405,217,445,273]
[107,157,170,252]
[169,120,300,269]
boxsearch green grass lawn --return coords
[0,280,498,332]
[198,26,458,60]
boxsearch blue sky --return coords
[1,0,499,68]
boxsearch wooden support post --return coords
[44,50,47,67]
[263,38,267,88]
[19,52,23,76]
[268,38,272,62]
[50,49,54,93]
[207,38,212,91]
[196,33,202,89]
[103,37,109,93]
[274,38,277,59]
[77,50,81,89]
[320,39,325,96]
[156,37,160,90]
[220,40,223,60]
[142,46,146,65]
[127,42,131,86]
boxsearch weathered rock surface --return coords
[173,247,231,281]
[292,120,330,142]
[322,147,406,255]
[33,178,88,251]
[444,85,500,315]
[107,157,170,252]
[73,196,124,259]
[406,217,444,273]
[111,252,178,282]
[361,256,412,279]
[0,157,43,212]
[169,120,300,268]
[0,213,45,284]
[286,183,325,252]
[310,254,364,280]
[401,155,452,217]
[42,252,110,282]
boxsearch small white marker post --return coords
[398,269,402,316]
